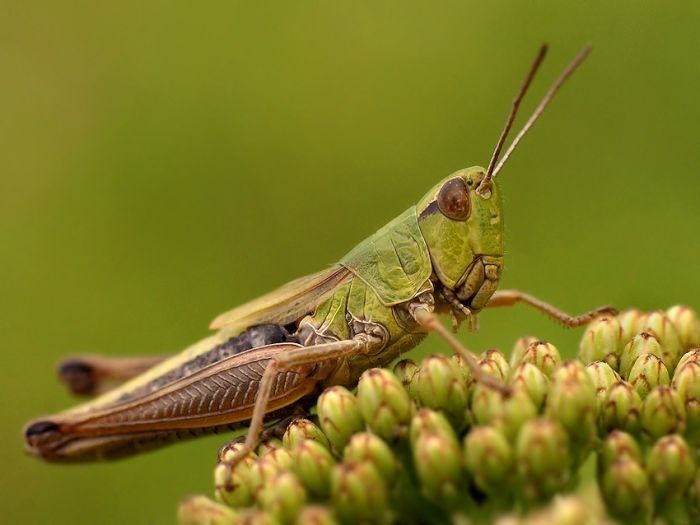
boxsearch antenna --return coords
[484,44,549,182]
[492,44,593,178]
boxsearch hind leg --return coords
[57,354,169,396]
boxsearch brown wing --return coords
[25,343,320,460]
[209,265,352,332]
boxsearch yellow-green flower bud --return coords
[601,381,642,434]
[290,439,335,499]
[316,386,364,451]
[257,471,307,524]
[330,461,390,524]
[673,360,700,443]
[688,475,700,524]
[480,348,510,381]
[599,458,651,520]
[676,348,700,375]
[238,510,279,525]
[414,354,468,426]
[260,447,293,471]
[283,418,330,451]
[510,362,549,410]
[585,361,621,417]
[393,359,419,394]
[343,432,397,483]
[646,434,695,501]
[598,430,642,471]
[356,368,413,441]
[412,430,464,507]
[643,310,683,371]
[449,353,472,387]
[641,386,685,439]
[215,443,257,508]
[667,305,700,350]
[510,336,539,368]
[258,438,283,456]
[471,386,537,441]
[295,506,338,525]
[515,418,571,501]
[246,457,287,502]
[544,496,597,525]
[521,341,561,378]
[579,316,623,369]
[628,353,670,399]
[463,425,514,495]
[617,308,647,345]
[178,495,239,525]
[619,331,663,379]
[546,361,596,443]
[409,408,455,448]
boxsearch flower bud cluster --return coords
[179,305,700,524]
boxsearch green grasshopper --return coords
[25,44,615,465]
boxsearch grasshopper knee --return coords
[58,359,98,395]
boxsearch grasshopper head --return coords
[417,167,504,305]
[415,44,592,309]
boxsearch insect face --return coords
[417,167,504,305]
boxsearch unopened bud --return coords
[257,438,283,456]
[409,408,455,448]
[546,361,596,443]
[295,506,338,525]
[283,418,330,450]
[414,354,468,426]
[178,495,239,525]
[628,353,670,399]
[236,510,278,525]
[673,360,700,443]
[316,386,365,451]
[450,353,472,386]
[215,443,257,508]
[246,457,287,501]
[331,461,389,524]
[510,336,539,368]
[515,418,571,501]
[290,439,335,499]
[510,362,549,410]
[667,305,700,350]
[643,310,683,371]
[463,425,514,495]
[579,316,623,369]
[521,341,561,378]
[343,432,397,483]
[598,430,642,471]
[413,430,464,507]
[688,475,700,524]
[393,359,419,395]
[599,458,651,520]
[260,446,293,471]
[601,381,642,434]
[646,434,695,501]
[471,386,537,441]
[676,348,700,375]
[356,368,413,441]
[619,332,664,379]
[480,349,510,381]
[585,361,621,416]
[257,471,307,523]
[617,308,647,345]
[545,496,596,525]
[641,386,685,439]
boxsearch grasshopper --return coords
[24,44,615,466]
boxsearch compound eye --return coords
[437,178,471,221]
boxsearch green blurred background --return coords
[2,1,699,523]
